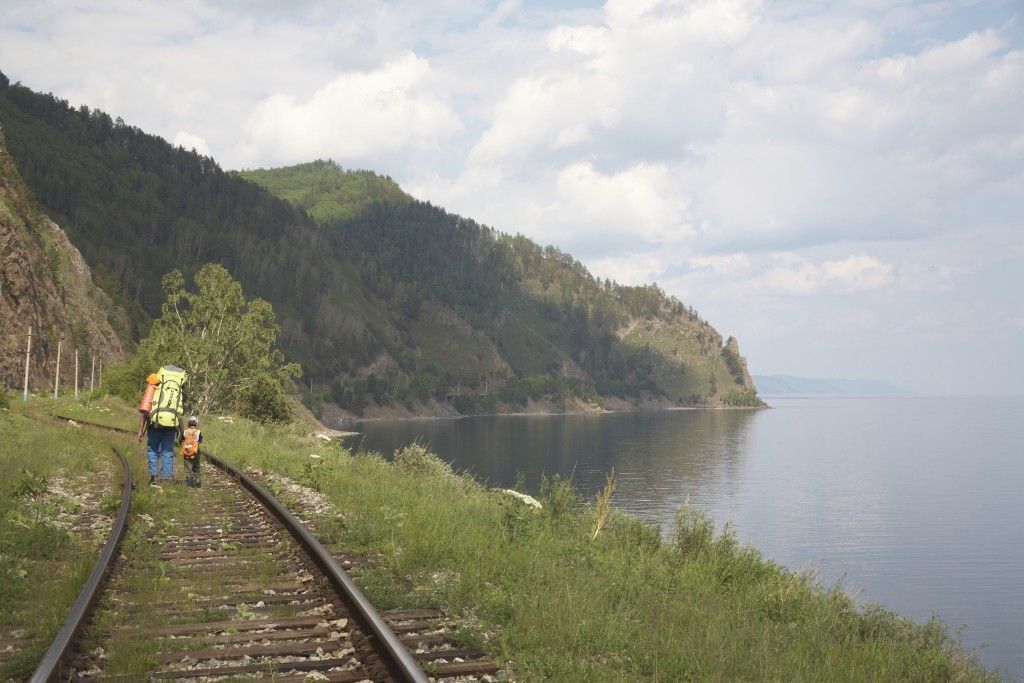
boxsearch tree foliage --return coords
[0,77,760,414]
[144,264,300,421]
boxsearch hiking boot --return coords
[148,475,157,486]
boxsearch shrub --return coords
[0,387,10,410]
[724,389,763,407]
[673,499,717,557]
[394,442,456,480]
[99,353,151,405]
[539,474,580,523]
[607,512,662,553]
[235,371,294,422]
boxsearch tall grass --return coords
[591,469,616,541]
[194,409,997,681]
[26,397,998,681]
[0,402,129,680]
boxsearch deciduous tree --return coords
[144,263,300,421]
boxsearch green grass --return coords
[191,406,996,681]
[16,397,997,680]
[237,160,410,224]
[0,399,129,680]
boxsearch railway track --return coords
[27,416,501,682]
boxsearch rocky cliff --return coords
[0,125,125,394]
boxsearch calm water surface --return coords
[355,397,1024,678]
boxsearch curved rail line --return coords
[209,453,428,682]
[46,415,430,683]
[29,445,133,683]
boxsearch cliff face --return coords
[0,125,124,393]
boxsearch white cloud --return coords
[2,0,1022,393]
[440,1,1024,255]
[587,253,666,285]
[689,253,751,276]
[239,52,462,165]
[554,161,693,243]
[172,130,210,155]
[760,253,896,295]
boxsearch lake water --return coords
[354,397,1024,678]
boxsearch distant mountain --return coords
[753,375,912,396]
[0,71,762,420]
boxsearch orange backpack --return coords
[182,428,200,459]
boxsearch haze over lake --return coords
[356,397,1024,678]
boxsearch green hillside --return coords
[239,160,409,223]
[0,71,762,420]
[243,163,763,412]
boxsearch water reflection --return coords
[357,409,757,529]
[355,399,1024,677]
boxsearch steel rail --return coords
[47,414,428,683]
[206,453,429,683]
[30,445,133,683]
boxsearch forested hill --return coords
[0,70,762,420]
[242,163,763,413]
[0,124,125,390]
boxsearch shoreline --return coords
[8,397,996,680]
[338,401,768,425]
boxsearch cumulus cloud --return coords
[172,131,210,155]
[586,253,667,285]
[442,0,1024,255]
[554,161,694,243]
[689,253,751,276]
[239,52,462,165]
[1,0,1021,393]
[759,253,896,295]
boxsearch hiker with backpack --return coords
[180,415,203,488]
[135,365,189,485]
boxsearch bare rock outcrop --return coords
[0,125,125,393]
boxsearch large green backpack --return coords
[149,365,188,428]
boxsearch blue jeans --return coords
[147,427,175,479]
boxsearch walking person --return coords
[181,415,203,488]
[136,365,188,485]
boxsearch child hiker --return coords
[181,415,203,488]
[136,365,189,485]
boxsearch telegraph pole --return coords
[74,349,80,399]
[22,326,32,402]
[53,337,62,399]
[90,356,96,391]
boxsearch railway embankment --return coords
[1,395,999,681]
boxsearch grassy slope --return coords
[0,399,128,679]
[44,396,994,681]
[238,161,410,224]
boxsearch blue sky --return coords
[1,0,1021,394]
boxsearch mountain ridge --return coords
[0,71,763,419]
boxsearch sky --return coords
[1,0,1021,395]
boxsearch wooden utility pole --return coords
[74,349,80,399]
[53,337,62,399]
[22,326,32,402]
[98,361,103,389]
[90,356,96,392]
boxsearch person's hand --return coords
[136,431,144,443]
